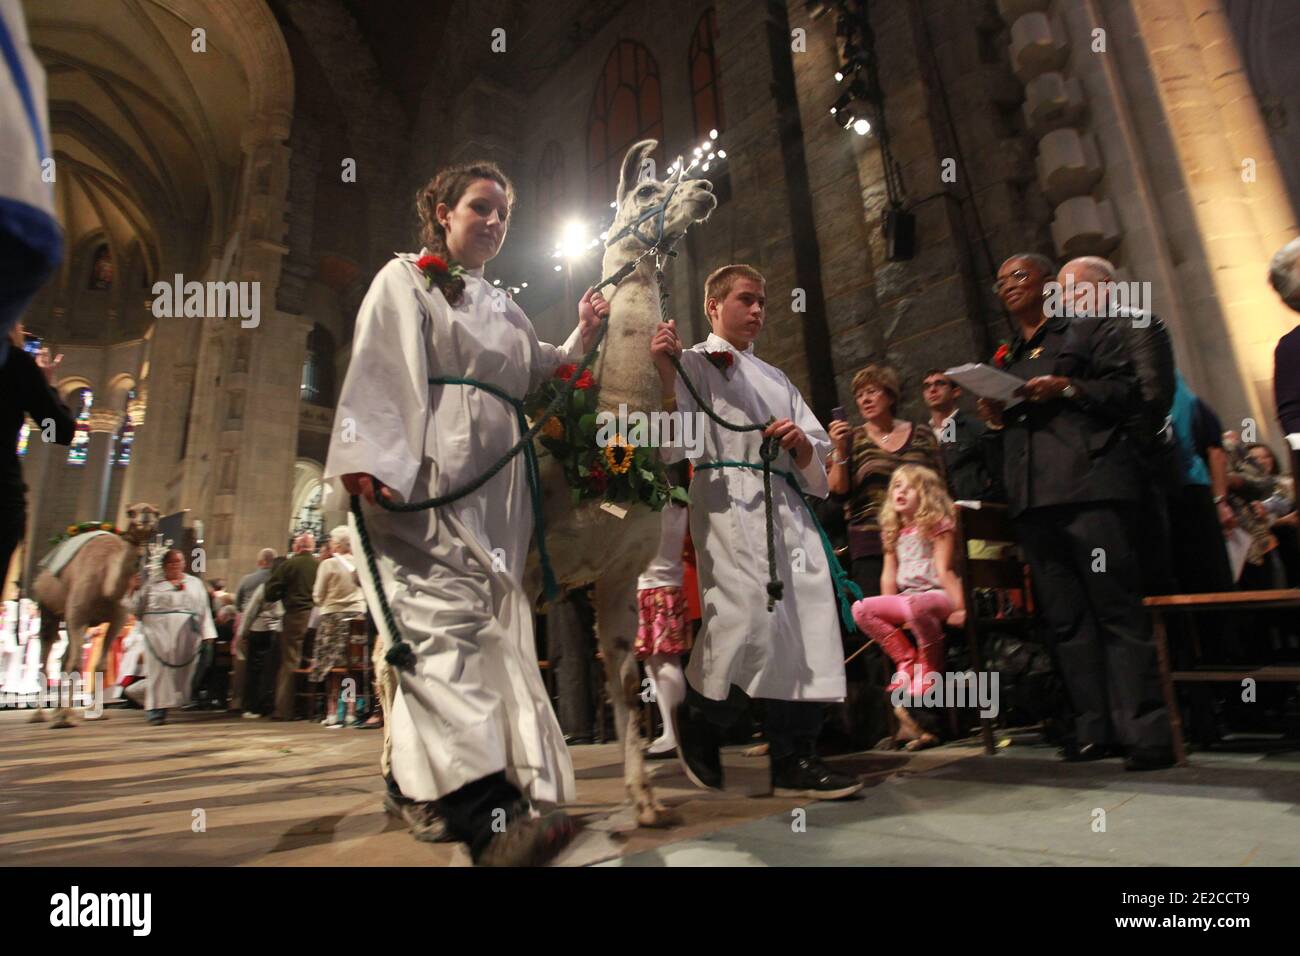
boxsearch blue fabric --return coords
[1170,371,1211,487]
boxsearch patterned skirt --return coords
[635,586,691,661]
[309,611,360,682]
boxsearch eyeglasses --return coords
[991,269,1040,294]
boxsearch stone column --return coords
[75,409,123,522]
[1129,0,1298,437]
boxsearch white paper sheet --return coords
[944,363,1025,404]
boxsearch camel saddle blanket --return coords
[39,531,116,576]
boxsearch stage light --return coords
[521,282,528,288]
[853,117,871,135]
[702,162,711,171]
[830,92,851,115]
[556,219,592,259]
[709,129,718,140]
[717,149,726,158]
[554,264,563,272]
[835,69,845,82]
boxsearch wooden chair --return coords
[951,501,1034,755]
[1144,589,1300,766]
[292,629,320,719]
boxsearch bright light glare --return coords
[853,118,871,135]
[556,220,591,259]
[709,129,718,139]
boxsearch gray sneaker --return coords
[382,792,453,843]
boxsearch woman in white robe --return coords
[324,161,603,865]
[129,549,216,724]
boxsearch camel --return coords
[30,503,160,728]
[371,140,716,832]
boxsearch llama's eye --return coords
[637,185,656,199]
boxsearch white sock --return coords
[646,655,685,752]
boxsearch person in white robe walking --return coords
[128,549,216,725]
[325,160,604,866]
[651,264,862,799]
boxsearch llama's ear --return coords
[617,140,659,204]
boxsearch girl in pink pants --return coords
[851,465,965,749]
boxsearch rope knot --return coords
[385,640,417,671]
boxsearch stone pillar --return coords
[75,409,122,522]
[1129,0,1298,437]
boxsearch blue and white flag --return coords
[0,0,62,363]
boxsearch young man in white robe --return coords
[650,264,862,799]
[128,549,217,725]
[325,162,604,865]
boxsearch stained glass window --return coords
[115,390,135,466]
[17,421,29,457]
[689,10,724,141]
[67,389,92,465]
[588,40,663,209]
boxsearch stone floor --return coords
[2,707,1297,866]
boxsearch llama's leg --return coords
[372,639,395,779]
[50,617,85,729]
[594,576,677,828]
[29,611,59,723]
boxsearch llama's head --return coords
[122,503,160,544]
[606,140,716,257]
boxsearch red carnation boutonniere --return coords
[991,341,1012,370]
[705,350,735,373]
[416,253,468,306]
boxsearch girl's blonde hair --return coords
[879,464,955,553]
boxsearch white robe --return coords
[324,252,582,804]
[130,574,216,710]
[665,332,845,703]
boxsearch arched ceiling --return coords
[25,0,282,285]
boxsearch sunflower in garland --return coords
[603,434,635,475]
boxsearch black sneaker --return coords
[1124,747,1177,772]
[473,810,577,867]
[771,754,863,800]
[672,701,723,790]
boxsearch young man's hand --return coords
[342,473,393,505]
[764,418,813,468]
[650,320,681,392]
[578,288,609,353]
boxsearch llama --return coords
[30,503,160,728]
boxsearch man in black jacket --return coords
[922,368,1003,502]
[3,328,74,593]
[979,253,1174,771]
[1056,257,1179,598]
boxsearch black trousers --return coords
[1015,502,1171,751]
[435,771,526,860]
[0,501,25,596]
[686,682,825,759]
[242,630,276,714]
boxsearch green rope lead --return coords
[694,461,863,634]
